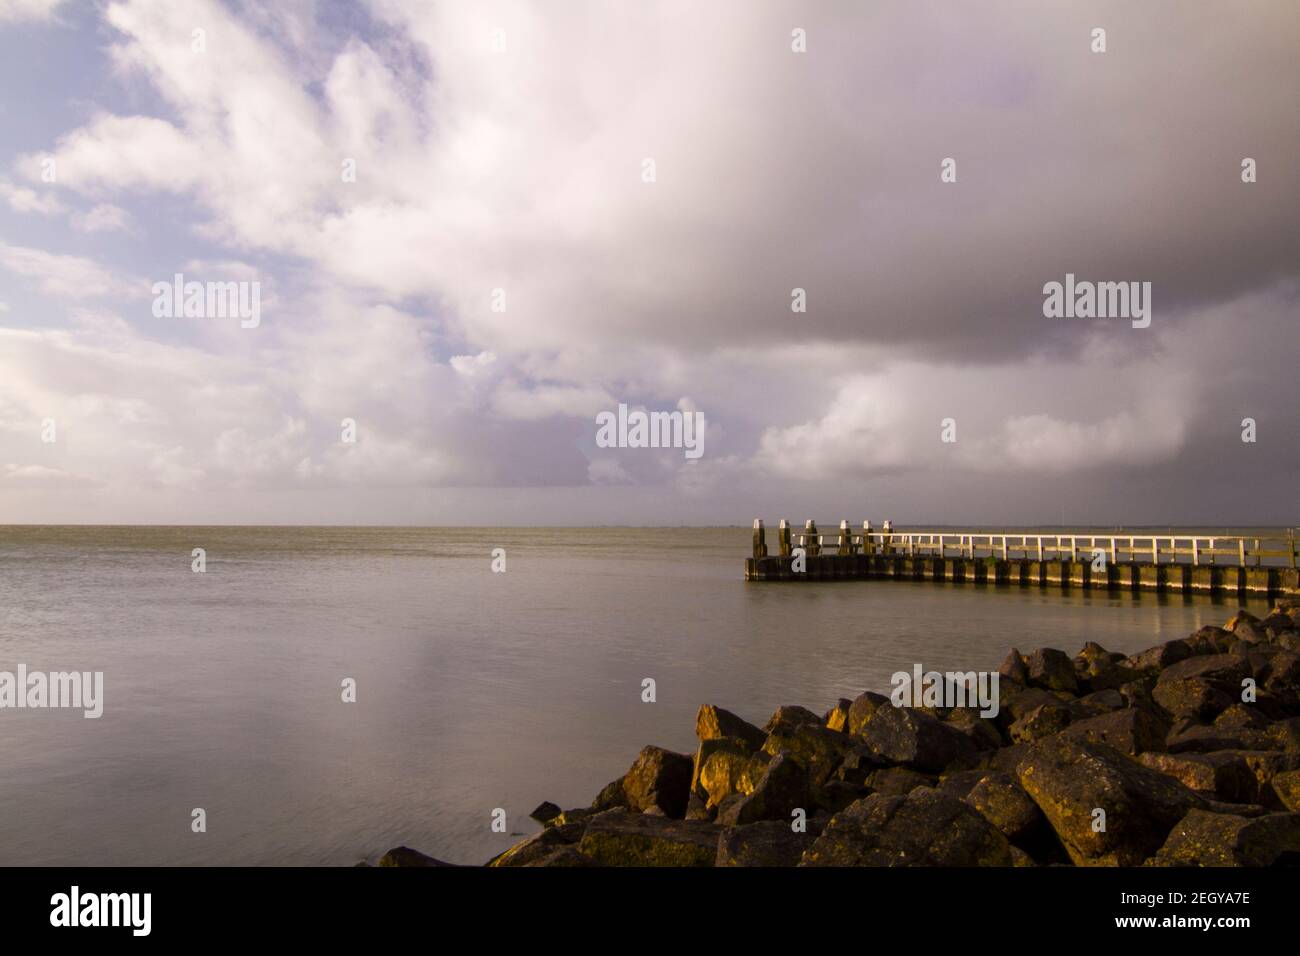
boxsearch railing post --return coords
[1110,537,1117,566]
[752,519,768,559]
[1191,537,1198,566]
[1070,536,1077,563]
[1037,536,1043,562]
[1001,535,1008,560]
[1238,539,1246,567]
[1152,538,1159,564]
[778,519,792,558]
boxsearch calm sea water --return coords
[0,525,1280,866]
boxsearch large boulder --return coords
[377,846,459,867]
[576,810,720,866]
[1009,702,1072,743]
[622,745,694,818]
[1015,736,1209,865]
[1165,720,1268,754]
[762,705,822,733]
[1156,653,1250,688]
[824,698,853,733]
[1270,769,1300,811]
[1125,640,1194,673]
[1149,809,1300,866]
[1062,708,1170,756]
[858,705,978,773]
[1137,751,1260,804]
[1152,678,1235,720]
[696,704,766,750]
[800,789,1014,866]
[762,716,854,787]
[716,819,823,866]
[716,752,810,826]
[845,691,891,735]
[962,771,1045,847]
[488,822,586,867]
[693,737,768,809]
[1026,648,1079,695]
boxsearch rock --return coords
[377,846,458,867]
[1062,708,1170,756]
[833,744,883,785]
[846,691,891,735]
[696,704,766,750]
[1184,626,1237,655]
[1269,716,1300,751]
[1214,703,1269,731]
[936,768,990,800]
[998,685,1070,730]
[866,766,935,795]
[553,807,597,826]
[962,771,1045,846]
[529,801,562,825]
[1152,678,1235,720]
[1009,702,1072,743]
[817,779,872,814]
[591,777,629,811]
[858,705,978,773]
[1270,770,1300,811]
[998,649,1028,684]
[684,793,713,821]
[1125,640,1194,673]
[1157,653,1250,687]
[1078,689,1126,714]
[1150,809,1300,866]
[1075,657,1138,694]
[762,716,853,787]
[1137,752,1260,804]
[762,705,822,733]
[520,847,596,867]
[944,707,1004,750]
[694,737,768,809]
[716,752,810,826]
[825,698,853,733]
[1026,648,1079,695]
[1165,719,1268,754]
[1015,736,1208,865]
[489,822,586,867]
[800,789,1014,866]
[622,745,694,818]
[716,819,821,866]
[576,810,720,866]
[1225,610,1260,633]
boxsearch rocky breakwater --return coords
[376,601,1300,867]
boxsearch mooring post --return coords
[752,519,768,559]
[862,520,873,555]
[805,520,820,557]
[839,520,853,556]
[778,519,792,557]
[882,520,894,555]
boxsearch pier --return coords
[745,520,1300,595]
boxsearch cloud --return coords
[0,242,143,299]
[0,0,68,24]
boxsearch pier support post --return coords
[778,519,792,558]
[805,520,820,557]
[752,519,768,559]
[862,520,873,555]
[838,520,854,556]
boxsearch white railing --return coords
[765,522,1298,568]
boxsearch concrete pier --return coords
[745,521,1300,596]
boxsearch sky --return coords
[0,0,1296,526]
